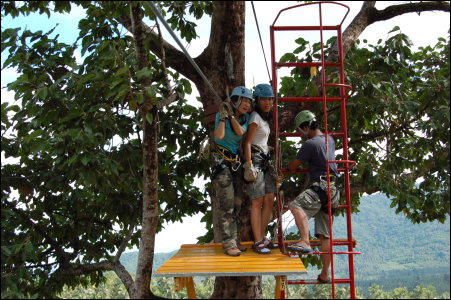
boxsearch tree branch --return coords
[57,261,136,296]
[115,5,200,83]
[115,208,139,263]
[4,201,71,267]
[369,1,450,24]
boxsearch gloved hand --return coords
[219,101,233,120]
[243,161,258,182]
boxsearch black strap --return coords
[251,145,271,161]
[310,185,337,215]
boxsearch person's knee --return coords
[252,197,264,208]
[263,194,274,207]
[290,206,308,221]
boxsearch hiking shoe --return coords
[224,247,241,256]
[237,244,247,252]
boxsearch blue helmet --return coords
[253,83,274,99]
[230,86,253,109]
[231,86,253,100]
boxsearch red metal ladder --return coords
[270,2,359,299]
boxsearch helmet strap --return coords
[299,120,313,136]
[233,96,242,110]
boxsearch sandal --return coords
[252,240,271,254]
[287,243,313,254]
[263,237,278,249]
[317,275,331,284]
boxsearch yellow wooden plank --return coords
[155,242,306,277]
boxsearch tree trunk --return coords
[133,108,160,299]
[194,2,263,298]
[129,4,161,298]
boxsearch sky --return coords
[1,1,450,254]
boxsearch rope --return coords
[144,1,223,102]
[251,1,272,83]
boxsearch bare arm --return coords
[214,120,226,140]
[244,122,258,162]
[288,158,302,172]
[230,116,245,136]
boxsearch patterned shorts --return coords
[289,182,339,238]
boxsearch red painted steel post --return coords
[270,25,285,253]
[337,23,357,299]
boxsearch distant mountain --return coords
[120,193,450,294]
[331,193,450,294]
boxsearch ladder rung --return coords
[279,132,344,138]
[294,205,352,212]
[325,83,352,91]
[272,25,340,31]
[284,239,356,247]
[280,167,348,174]
[285,251,361,256]
[276,62,341,68]
[278,96,343,103]
[288,278,353,285]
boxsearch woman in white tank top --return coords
[243,83,277,254]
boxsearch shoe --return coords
[237,244,247,252]
[224,247,241,256]
[317,275,331,284]
[287,243,313,254]
[252,240,271,254]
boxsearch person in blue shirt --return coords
[212,86,252,256]
[287,110,340,284]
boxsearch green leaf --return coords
[146,113,153,125]
[388,26,400,34]
[23,129,45,142]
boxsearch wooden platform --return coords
[154,241,306,277]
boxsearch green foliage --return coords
[59,271,128,299]
[279,28,450,223]
[1,1,210,298]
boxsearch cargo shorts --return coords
[288,182,340,238]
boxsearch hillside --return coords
[120,193,450,294]
[330,193,450,294]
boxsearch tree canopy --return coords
[1,1,450,298]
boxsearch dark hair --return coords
[254,98,273,122]
[299,120,319,130]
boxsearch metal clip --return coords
[231,161,241,172]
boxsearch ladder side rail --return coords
[271,25,285,254]
[337,24,357,299]
[318,4,336,298]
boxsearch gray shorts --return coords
[288,182,339,238]
[246,158,277,200]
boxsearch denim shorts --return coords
[246,157,277,200]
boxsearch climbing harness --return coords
[310,174,338,214]
[211,143,241,175]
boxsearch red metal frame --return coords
[270,2,358,299]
